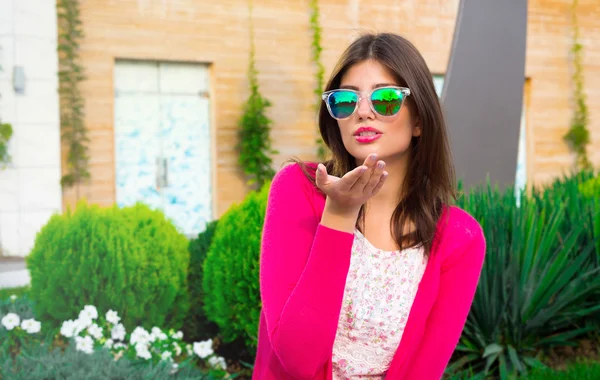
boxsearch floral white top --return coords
[331,229,428,379]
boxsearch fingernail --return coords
[377,162,384,169]
[382,171,388,178]
[369,154,377,161]
[360,166,367,173]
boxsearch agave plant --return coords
[449,178,600,379]
[531,171,600,267]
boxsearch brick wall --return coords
[65,0,600,216]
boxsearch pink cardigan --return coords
[252,163,486,380]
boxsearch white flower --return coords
[21,318,41,334]
[130,326,151,346]
[186,344,193,356]
[172,330,183,340]
[111,323,126,341]
[173,342,182,356]
[193,339,213,359]
[75,335,94,354]
[9,295,17,301]
[208,355,227,370]
[150,327,167,341]
[74,317,92,335]
[161,351,172,361]
[79,305,98,320]
[104,339,114,349]
[172,363,179,370]
[87,323,103,340]
[60,320,77,337]
[105,310,120,325]
[1,313,20,330]
[113,342,127,350]
[151,327,162,336]
[135,343,152,360]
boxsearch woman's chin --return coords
[349,145,383,163]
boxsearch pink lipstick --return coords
[353,126,383,143]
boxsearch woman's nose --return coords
[356,97,374,119]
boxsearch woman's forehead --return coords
[340,60,400,88]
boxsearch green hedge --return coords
[202,183,270,351]
[184,220,220,342]
[26,202,190,330]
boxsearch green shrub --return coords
[0,293,36,323]
[184,220,220,342]
[203,183,270,351]
[579,175,600,199]
[576,174,600,267]
[0,293,39,357]
[26,202,190,330]
[449,179,600,379]
[0,286,29,302]
[0,342,208,380]
[0,120,13,166]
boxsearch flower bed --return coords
[0,295,233,378]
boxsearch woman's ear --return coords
[412,119,422,137]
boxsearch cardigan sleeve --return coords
[403,223,486,380]
[259,164,355,379]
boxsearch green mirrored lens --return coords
[372,88,403,116]
[328,91,358,119]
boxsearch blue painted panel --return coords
[114,93,163,211]
[114,62,212,236]
[160,95,212,236]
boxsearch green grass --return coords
[445,360,600,380]
[447,361,600,379]
[523,361,600,379]
[0,286,29,301]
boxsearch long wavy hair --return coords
[293,33,455,257]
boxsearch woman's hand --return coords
[316,153,387,227]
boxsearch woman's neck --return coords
[362,152,410,210]
[357,152,413,248]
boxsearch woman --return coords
[252,33,486,380]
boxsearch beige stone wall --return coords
[63,0,600,216]
[525,0,600,184]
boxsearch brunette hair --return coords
[293,32,455,256]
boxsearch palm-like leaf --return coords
[450,174,600,379]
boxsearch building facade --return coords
[0,0,599,255]
[0,0,62,257]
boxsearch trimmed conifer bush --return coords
[184,220,220,342]
[202,183,270,351]
[26,202,190,330]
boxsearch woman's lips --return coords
[353,127,383,143]
[354,134,382,143]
